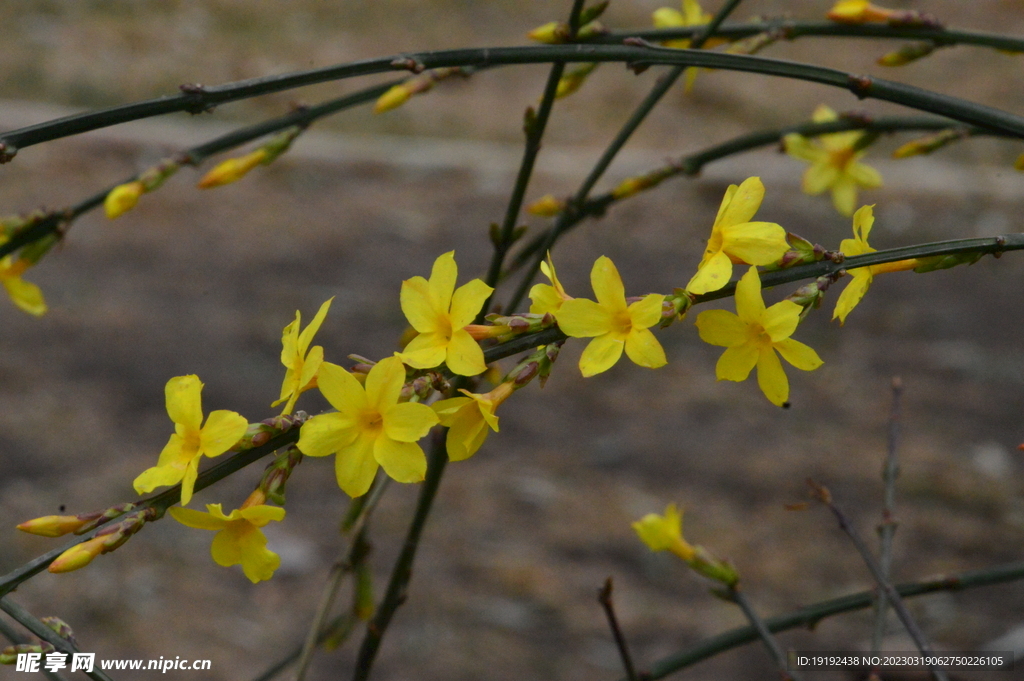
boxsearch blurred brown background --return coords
[3,1,1024,679]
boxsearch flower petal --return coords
[802,163,839,195]
[428,251,458,311]
[365,356,406,410]
[169,506,228,531]
[734,267,766,325]
[399,332,449,370]
[627,294,665,330]
[579,334,624,377]
[449,279,494,329]
[695,309,747,347]
[715,345,758,382]
[296,297,333,356]
[590,256,627,311]
[812,104,838,123]
[852,204,874,242]
[180,457,200,506]
[446,328,488,376]
[556,298,613,338]
[625,328,667,369]
[761,300,802,343]
[832,269,873,324]
[316,362,367,414]
[238,505,287,526]
[383,401,439,442]
[133,462,185,495]
[721,221,790,266]
[335,432,379,497]
[774,338,824,372]
[432,397,473,427]
[686,250,733,295]
[236,528,280,583]
[165,375,203,432]
[211,527,243,567]
[446,406,491,462]
[374,437,427,484]
[199,410,249,458]
[783,134,827,163]
[756,348,789,407]
[297,412,359,458]
[848,160,882,188]
[401,276,439,333]
[530,283,563,315]
[2,275,47,316]
[830,177,858,217]
[717,176,764,228]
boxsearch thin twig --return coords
[0,598,113,681]
[294,476,390,681]
[0,615,68,681]
[808,480,949,681]
[727,585,801,681]
[598,578,639,681]
[871,377,904,655]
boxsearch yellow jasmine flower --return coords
[833,205,917,325]
[133,375,249,505]
[652,0,723,91]
[555,256,666,377]
[529,253,573,315]
[169,502,286,583]
[695,267,823,407]
[0,256,47,316]
[104,181,145,219]
[632,503,696,562]
[432,382,514,461]
[784,105,883,217]
[827,0,896,23]
[686,177,790,295]
[398,251,494,377]
[197,149,268,189]
[297,357,439,497]
[272,297,333,415]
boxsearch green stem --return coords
[0,615,68,681]
[728,586,801,681]
[637,559,1024,679]
[0,598,113,681]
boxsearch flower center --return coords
[829,147,856,170]
[357,409,384,435]
[611,309,633,336]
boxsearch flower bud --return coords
[17,515,91,538]
[104,181,145,219]
[48,536,107,573]
[527,21,570,44]
[892,128,967,159]
[373,84,412,114]
[527,195,566,217]
[878,41,936,67]
[197,149,268,189]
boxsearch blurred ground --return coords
[3,1,1024,680]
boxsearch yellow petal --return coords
[210,525,244,567]
[374,437,427,484]
[335,432,379,497]
[717,176,764,228]
[783,134,828,164]
[721,221,790,266]
[686,250,733,295]
[432,396,473,426]
[445,405,491,462]
[399,332,449,369]
[682,0,707,24]
[734,267,766,325]
[279,312,301,370]
[529,283,563,315]
[401,276,440,333]
[579,334,624,377]
[383,401,439,442]
[238,504,287,526]
[803,163,840,195]
[761,300,802,343]
[812,104,838,123]
[104,181,145,219]
[2,274,47,316]
[373,84,412,114]
[199,410,249,458]
[832,269,873,324]
[830,177,859,217]
[774,338,824,372]
[446,328,488,376]
[713,184,738,225]
[449,279,493,329]
[652,8,685,28]
[715,344,758,381]
[236,527,281,583]
[628,294,665,329]
[625,328,667,369]
[133,463,185,495]
[165,375,204,432]
[297,412,360,458]
[848,160,882,188]
[365,356,406,411]
[590,256,627,312]
[316,362,368,415]
[755,348,789,407]
[197,150,266,189]
[428,251,458,311]
[632,503,683,551]
[179,457,200,506]
[556,298,612,337]
[296,297,333,356]
[169,506,228,531]
[852,204,875,242]
[695,309,747,347]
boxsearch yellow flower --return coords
[104,181,145,219]
[632,503,696,561]
[48,535,108,573]
[433,382,514,461]
[133,375,249,505]
[169,503,286,583]
[197,149,268,189]
[0,256,47,316]
[784,105,883,217]
[555,256,666,377]
[297,357,439,497]
[695,267,823,407]
[529,253,573,315]
[373,84,412,114]
[17,515,90,538]
[826,0,896,23]
[686,177,790,295]
[833,205,917,325]
[652,0,722,91]
[272,297,333,415]
[398,251,494,376]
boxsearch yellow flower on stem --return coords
[17,515,90,538]
[529,253,573,315]
[826,0,896,23]
[0,256,47,316]
[104,181,145,219]
[398,251,494,377]
[833,205,917,325]
[169,502,285,583]
[133,375,249,506]
[432,382,514,461]
[197,149,268,189]
[686,177,790,295]
[632,503,695,561]
[555,256,666,377]
[784,105,883,217]
[271,297,334,415]
[652,0,723,91]
[526,194,566,217]
[297,357,439,497]
[695,267,823,407]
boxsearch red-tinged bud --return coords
[48,536,107,573]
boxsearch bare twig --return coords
[871,377,904,655]
[0,598,113,681]
[727,585,801,681]
[598,578,639,681]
